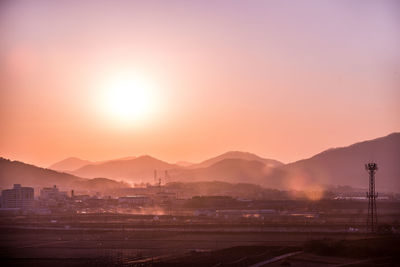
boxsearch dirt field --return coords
[0,213,397,266]
[0,226,374,266]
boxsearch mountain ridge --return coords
[40,132,400,192]
[189,151,283,169]
[49,157,93,172]
[70,155,178,183]
[0,157,128,193]
[265,132,400,192]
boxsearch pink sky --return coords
[1,0,399,167]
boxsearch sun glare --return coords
[99,72,158,124]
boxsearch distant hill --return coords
[49,157,93,172]
[48,133,400,192]
[166,151,283,185]
[175,161,194,167]
[168,134,400,192]
[70,155,177,183]
[264,133,400,192]
[170,158,272,185]
[191,151,283,169]
[49,156,138,172]
[0,158,128,193]
[67,152,282,185]
[64,151,283,183]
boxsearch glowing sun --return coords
[100,72,157,123]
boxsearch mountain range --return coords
[265,132,400,192]
[48,157,93,172]
[51,151,281,185]
[168,133,400,192]
[0,158,128,193]
[48,156,138,172]
[1,133,399,192]
[69,155,176,183]
[188,151,283,169]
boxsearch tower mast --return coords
[365,162,378,232]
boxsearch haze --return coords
[1,0,399,167]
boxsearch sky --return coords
[0,0,399,167]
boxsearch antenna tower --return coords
[365,162,378,232]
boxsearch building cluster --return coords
[0,184,179,215]
[0,184,321,224]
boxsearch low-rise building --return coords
[40,185,68,200]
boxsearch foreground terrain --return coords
[1,214,399,266]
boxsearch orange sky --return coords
[1,1,399,167]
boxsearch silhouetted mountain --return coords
[64,152,280,183]
[168,134,400,192]
[265,133,400,192]
[169,158,271,184]
[49,133,399,192]
[49,156,138,172]
[70,155,177,183]
[49,157,93,171]
[175,161,194,167]
[0,158,128,192]
[191,151,283,169]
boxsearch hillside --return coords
[170,158,271,185]
[0,158,128,192]
[265,133,400,192]
[46,133,400,192]
[49,157,93,172]
[49,156,138,172]
[169,133,400,192]
[176,161,194,167]
[70,155,177,183]
[191,151,283,169]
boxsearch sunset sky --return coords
[1,0,399,167]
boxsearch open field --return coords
[1,228,396,266]
[0,211,399,266]
[0,216,387,267]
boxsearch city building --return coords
[1,184,34,209]
[40,185,67,201]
